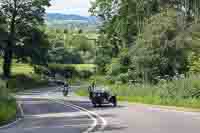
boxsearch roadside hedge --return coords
[34,64,96,79]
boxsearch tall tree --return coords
[90,0,160,57]
[0,0,50,78]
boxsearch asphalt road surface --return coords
[1,86,200,133]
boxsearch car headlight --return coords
[95,93,101,97]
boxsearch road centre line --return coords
[48,99,99,133]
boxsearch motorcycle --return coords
[63,84,70,96]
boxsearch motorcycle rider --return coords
[63,82,70,96]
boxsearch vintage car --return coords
[89,87,117,107]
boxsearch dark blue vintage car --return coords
[89,87,117,107]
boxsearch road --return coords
[1,86,200,133]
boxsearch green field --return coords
[0,59,33,75]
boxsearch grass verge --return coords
[75,75,200,109]
[0,99,17,125]
[0,80,17,126]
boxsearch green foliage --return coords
[128,9,200,82]
[7,74,49,92]
[106,58,121,76]
[0,98,17,125]
[110,74,200,99]
[105,49,131,83]
[0,80,17,125]
[47,64,96,79]
[0,59,33,75]
[48,64,76,78]
[0,0,51,77]
[34,65,50,75]
[46,28,96,64]
[75,87,88,97]
[188,52,200,73]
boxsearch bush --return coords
[188,52,200,73]
[106,58,121,76]
[118,73,129,83]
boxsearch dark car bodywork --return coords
[89,87,117,107]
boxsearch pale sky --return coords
[46,0,93,16]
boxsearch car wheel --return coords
[112,97,117,107]
[93,103,97,107]
[113,101,117,107]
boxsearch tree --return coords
[0,0,50,78]
[0,11,7,56]
[89,0,161,73]
[129,9,200,82]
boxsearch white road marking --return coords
[14,87,107,132]
[24,112,89,118]
[49,99,98,133]
[148,107,200,116]
[46,87,107,132]
[21,124,97,131]
[68,102,107,132]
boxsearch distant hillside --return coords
[45,13,100,31]
[46,13,99,24]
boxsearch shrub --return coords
[106,58,121,76]
[188,52,200,73]
[118,73,129,83]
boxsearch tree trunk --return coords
[3,0,17,78]
[3,41,13,78]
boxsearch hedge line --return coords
[34,64,96,79]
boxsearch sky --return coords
[46,0,93,16]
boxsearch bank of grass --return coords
[0,59,34,76]
[76,88,89,97]
[75,75,200,109]
[0,80,17,125]
[0,59,48,91]
[117,96,200,108]
[7,74,49,92]
[0,99,17,125]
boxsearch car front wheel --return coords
[112,96,117,107]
